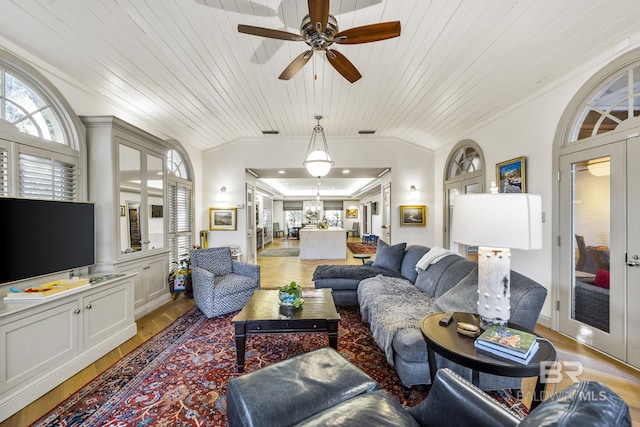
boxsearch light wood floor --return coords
[4,237,639,426]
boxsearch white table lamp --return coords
[451,190,542,329]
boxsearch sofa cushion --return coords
[432,268,478,314]
[372,240,407,273]
[313,264,404,282]
[413,255,471,297]
[399,245,431,283]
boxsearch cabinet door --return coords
[119,143,143,254]
[146,153,165,251]
[118,261,146,309]
[145,256,168,301]
[0,300,79,394]
[82,281,133,349]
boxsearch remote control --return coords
[439,311,454,326]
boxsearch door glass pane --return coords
[119,144,141,253]
[448,187,460,252]
[147,153,164,250]
[572,156,610,332]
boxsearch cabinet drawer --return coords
[246,319,328,333]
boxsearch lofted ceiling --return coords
[1,0,640,197]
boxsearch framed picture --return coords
[400,205,426,227]
[151,204,163,218]
[209,207,237,230]
[346,208,358,218]
[120,205,126,217]
[496,156,526,193]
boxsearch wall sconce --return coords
[220,186,227,192]
[409,185,419,200]
[410,185,417,192]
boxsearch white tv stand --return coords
[0,274,137,422]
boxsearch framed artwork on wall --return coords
[209,207,237,230]
[346,208,358,218]
[496,156,526,193]
[400,205,426,227]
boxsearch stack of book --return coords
[474,325,539,364]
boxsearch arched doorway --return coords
[554,47,640,369]
[443,140,485,260]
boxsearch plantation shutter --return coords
[168,181,193,269]
[18,152,77,200]
[0,147,7,196]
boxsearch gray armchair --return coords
[191,247,260,318]
[349,222,360,238]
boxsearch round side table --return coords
[353,254,371,264]
[421,312,556,410]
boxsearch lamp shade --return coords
[451,193,542,250]
[304,149,333,177]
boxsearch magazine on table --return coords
[474,325,539,360]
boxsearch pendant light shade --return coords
[304,116,334,178]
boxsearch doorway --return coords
[558,137,640,368]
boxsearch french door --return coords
[558,136,640,368]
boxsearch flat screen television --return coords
[0,197,95,285]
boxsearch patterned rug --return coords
[257,247,300,257]
[347,242,377,254]
[33,306,528,426]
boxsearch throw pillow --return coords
[432,268,479,314]
[594,269,610,289]
[372,240,407,273]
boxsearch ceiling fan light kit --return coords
[238,0,400,83]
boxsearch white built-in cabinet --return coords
[82,116,172,319]
[0,274,137,422]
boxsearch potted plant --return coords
[278,281,303,308]
[168,246,199,300]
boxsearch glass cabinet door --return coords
[146,153,164,250]
[119,144,142,254]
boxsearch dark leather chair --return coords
[226,348,631,427]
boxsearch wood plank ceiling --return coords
[1,1,640,152]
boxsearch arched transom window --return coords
[447,145,482,179]
[570,64,640,142]
[1,69,66,144]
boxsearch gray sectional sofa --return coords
[313,241,548,390]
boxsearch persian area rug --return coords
[347,241,377,254]
[33,307,528,426]
[257,247,300,257]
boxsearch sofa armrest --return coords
[407,369,521,427]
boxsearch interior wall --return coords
[432,49,631,325]
[202,137,435,254]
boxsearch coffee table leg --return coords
[234,323,247,373]
[328,320,339,350]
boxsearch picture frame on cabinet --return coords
[120,205,126,217]
[400,205,426,227]
[151,204,163,218]
[209,207,237,230]
[496,156,526,193]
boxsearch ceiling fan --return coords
[238,0,401,83]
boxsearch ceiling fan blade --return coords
[326,49,362,83]
[334,21,401,44]
[238,24,304,41]
[279,50,314,80]
[308,0,330,33]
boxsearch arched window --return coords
[0,51,84,200]
[167,148,194,271]
[443,140,485,258]
[1,70,66,143]
[569,63,640,142]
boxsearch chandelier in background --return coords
[304,115,334,178]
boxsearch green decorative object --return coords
[278,281,303,308]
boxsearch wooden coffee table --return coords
[231,288,341,373]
